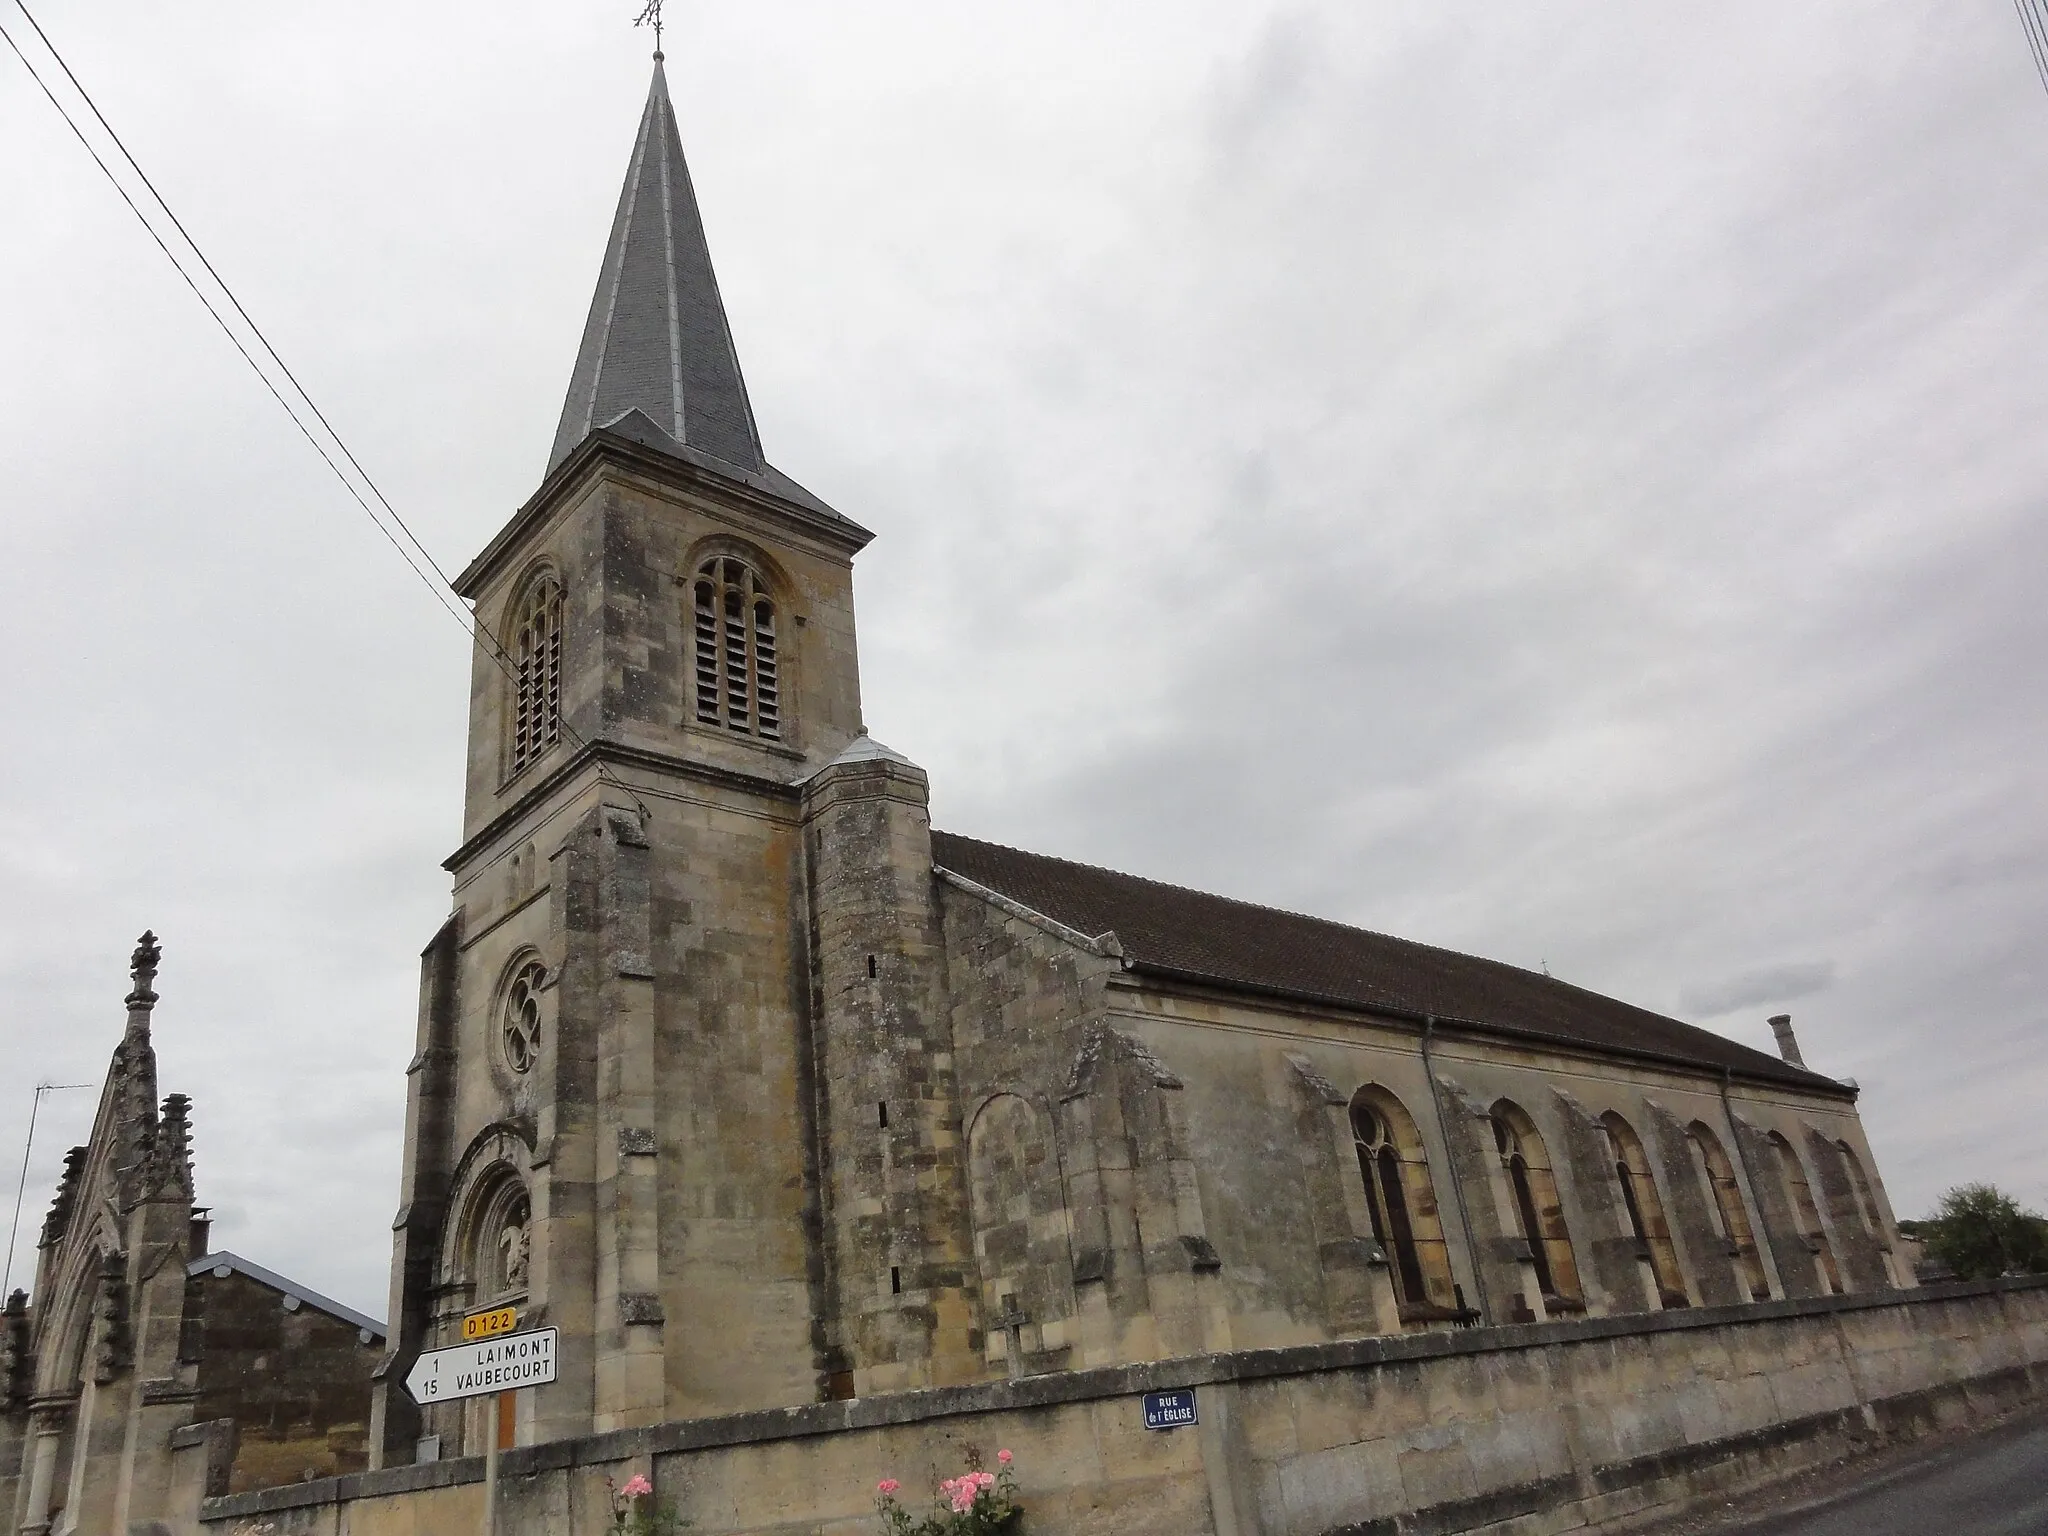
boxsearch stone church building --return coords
[3,51,1955,1536]
[362,56,1911,1471]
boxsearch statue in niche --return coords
[497,1208,531,1294]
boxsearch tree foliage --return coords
[1922,1184,2048,1281]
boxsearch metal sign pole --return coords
[484,1398,501,1536]
[406,1317,555,1534]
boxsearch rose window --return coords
[501,960,545,1074]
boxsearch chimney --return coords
[1768,1014,1805,1068]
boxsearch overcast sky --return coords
[2,2,2045,1318]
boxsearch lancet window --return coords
[692,556,781,740]
[1836,1140,1885,1237]
[1769,1132,1844,1294]
[1349,1088,1459,1318]
[1490,1101,1582,1311]
[1688,1123,1771,1300]
[510,573,564,775]
[1601,1112,1689,1308]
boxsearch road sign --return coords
[404,1327,558,1406]
[1142,1388,1198,1430]
[462,1305,519,1342]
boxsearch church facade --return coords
[1,939,386,1535]
[365,58,1911,1472]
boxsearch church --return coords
[362,55,1907,1466]
[15,47,2030,1536]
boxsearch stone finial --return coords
[150,1094,195,1197]
[1,1293,29,1411]
[40,1147,87,1248]
[1768,1014,1806,1068]
[126,931,162,1011]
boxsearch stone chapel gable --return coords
[0,938,386,1533]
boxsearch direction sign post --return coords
[406,1323,557,1536]
[403,1328,558,1405]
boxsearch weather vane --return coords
[635,1,664,59]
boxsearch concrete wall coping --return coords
[203,1275,2048,1521]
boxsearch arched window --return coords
[1349,1088,1459,1317]
[692,557,780,740]
[1688,1123,1771,1301]
[1490,1101,1582,1311]
[1601,1112,1689,1308]
[1835,1140,1885,1237]
[510,573,564,774]
[1835,1139,1898,1286]
[1769,1132,1843,1294]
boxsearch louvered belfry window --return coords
[511,575,564,774]
[693,557,780,740]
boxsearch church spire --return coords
[548,58,765,476]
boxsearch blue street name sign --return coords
[1142,1388,1199,1430]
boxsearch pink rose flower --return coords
[877,1479,900,1495]
[997,1449,1013,1465]
[619,1474,653,1499]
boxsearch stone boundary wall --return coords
[194,1277,2048,1536]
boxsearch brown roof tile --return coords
[929,831,1845,1096]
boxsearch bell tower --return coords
[369,56,912,1462]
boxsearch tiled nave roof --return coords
[931,831,1844,1095]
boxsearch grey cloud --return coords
[1678,962,1839,1021]
[4,0,2047,1312]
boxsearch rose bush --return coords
[875,1449,1021,1535]
[604,1472,686,1534]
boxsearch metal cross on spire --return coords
[635,0,665,60]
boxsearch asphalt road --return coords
[1695,1413,2048,1536]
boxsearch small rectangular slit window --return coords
[890,1266,902,1295]
[878,1101,889,1129]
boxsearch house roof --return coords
[928,831,1845,1095]
[188,1251,386,1340]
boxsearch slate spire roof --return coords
[549,59,764,476]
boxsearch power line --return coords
[1,7,651,818]
[9,0,456,593]
[0,13,472,640]
[2020,0,2048,98]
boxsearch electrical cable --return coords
[11,0,455,592]
[1,9,652,817]
[0,15,468,636]
[2020,0,2048,97]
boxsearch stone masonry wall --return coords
[187,1270,384,1494]
[191,1277,2048,1536]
